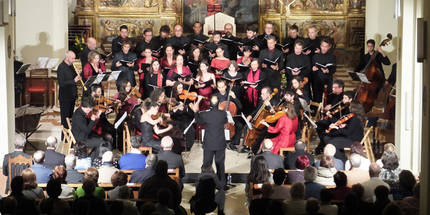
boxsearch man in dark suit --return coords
[196,96,228,188]
[64,154,83,183]
[111,25,130,55]
[129,154,157,184]
[57,51,81,129]
[158,136,185,179]
[79,37,97,67]
[2,135,32,193]
[30,150,53,183]
[285,140,315,169]
[44,136,65,169]
[252,139,284,170]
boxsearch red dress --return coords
[83,62,106,81]
[268,115,298,154]
[137,57,157,95]
[210,58,230,78]
[197,76,214,111]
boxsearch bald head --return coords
[369,162,381,177]
[87,37,97,50]
[65,51,76,65]
[161,136,173,150]
[262,139,273,151]
[45,136,58,149]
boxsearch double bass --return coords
[243,88,278,147]
[356,33,392,112]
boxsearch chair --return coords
[25,68,49,106]
[168,168,180,184]
[123,122,152,155]
[279,147,295,158]
[8,154,33,190]
[361,126,375,162]
[56,118,76,155]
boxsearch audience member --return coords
[73,179,108,215]
[44,136,66,169]
[113,185,140,215]
[340,192,359,215]
[319,189,338,215]
[158,136,185,179]
[21,168,45,200]
[285,140,314,169]
[344,142,370,171]
[286,155,309,184]
[306,197,323,215]
[39,179,72,215]
[351,184,373,215]
[30,150,53,183]
[270,168,290,200]
[249,183,283,215]
[345,153,370,186]
[98,151,119,183]
[328,171,351,201]
[108,171,130,199]
[129,154,157,183]
[74,142,92,170]
[315,155,336,186]
[376,143,395,168]
[64,154,84,183]
[75,167,105,199]
[192,164,225,214]
[380,151,402,185]
[391,170,416,200]
[361,162,389,203]
[253,139,284,170]
[382,202,402,215]
[7,176,39,215]
[246,156,273,200]
[283,182,307,215]
[373,185,391,215]
[190,172,218,215]
[119,136,147,170]
[51,165,75,199]
[397,182,419,215]
[155,188,175,215]
[304,166,325,200]
[315,144,344,170]
[2,135,31,193]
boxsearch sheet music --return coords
[16,64,31,75]
[46,58,59,69]
[36,57,49,68]
[93,74,106,84]
[298,98,311,113]
[226,111,234,124]
[303,112,318,128]
[241,113,252,130]
[108,71,121,81]
[224,130,230,141]
[356,72,371,83]
[183,119,195,135]
[114,112,127,129]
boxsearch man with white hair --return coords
[80,37,98,67]
[344,153,370,186]
[44,136,65,169]
[304,166,325,200]
[64,154,83,183]
[57,50,81,129]
[129,154,158,184]
[30,150,53,183]
[2,134,32,193]
[157,136,185,179]
[315,144,344,170]
[361,162,390,202]
[252,139,284,170]
[98,151,119,183]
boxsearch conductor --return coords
[196,95,228,189]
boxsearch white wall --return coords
[15,0,68,64]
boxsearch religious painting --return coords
[183,0,259,34]
[98,0,160,12]
[286,0,346,14]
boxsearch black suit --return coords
[253,151,284,170]
[111,51,138,88]
[258,48,284,89]
[2,151,31,193]
[44,149,65,169]
[284,149,315,170]
[57,61,77,129]
[158,150,185,178]
[79,47,92,68]
[129,168,155,184]
[196,108,227,186]
[111,36,128,55]
[71,108,103,149]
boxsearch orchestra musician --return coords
[111,25,130,55]
[83,51,106,81]
[323,79,345,113]
[355,39,391,76]
[112,40,138,89]
[57,51,81,129]
[290,76,311,104]
[89,84,115,143]
[259,35,284,90]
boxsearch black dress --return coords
[140,122,162,153]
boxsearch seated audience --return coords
[30,150,53,183]
[253,139,284,170]
[344,141,370,171]
[315,144,344,170]
[315,155,336,186]
[351,184,373,215]
[119,136,147,170]
[129,154,158,184]
[190,176,218,215]
[39,179,72,215]
[382,202,403,215]
[304,166,325,200]
[112,185,139,215]
[373,185,391,215]
[340,192,360,215]
[6,176,39,214]
[306,197,323,215]
[328,171,351,202]
[379,151,402,185]
[345,153,370,186]
[74,142,92,170]
[98,151,119,183]
[391,170,416,200]
[286,155,310,184]
[155,188,175,215]
[397,183,419,215]
[51,165,75,199]
[249,183,284,215]
[2,135,31,193]
[158,136,185,179]
[73,179,108,215]
[270,168,290,200]
[246,156,273,200]
[192,164,225,214]
[75,167,105,199]
[21,168,45,200]
[44,136,65,169]
[319,189,338,215]
[64,154,84,183]
[285,140,314,169]
[376,143,396,168]
[283,182,307,215]
[362,162,390,203]
[108,171,130,200]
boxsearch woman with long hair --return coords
[188,47,203,76]
[137,47,158,96]
[166,54,194,87]
[143,59,164,99]
[261,103,299,154]
[160,44,176,75]
[195,60,216,111]
[210,46,230,78]
[291,76,310,103]
[246,156,272,200]
[83,51,106,81]
[243,59,266,115]
[22,168,45,200]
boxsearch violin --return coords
[265,110,286,124]
[179,90,199,101]
[94,96,115,105]
[127,86,142,100]
[323,104,348,120]
[325,113,355,133]
[151,112,173,127]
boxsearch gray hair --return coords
[350,153,361,168]
[324,144,336,157]
[65,154,77,169]
[160,136,173,149]
[101,151,113,163]
[262,139,273,151]
[290,182,305,199]
[304,166,317,182]
[45,136,58,148]
[14,134,26,149]
[146,154,158,168]
[33,150,45,164]
[130,136,141,149]
[369,162,381,177]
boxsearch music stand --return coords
[15,105,44,151]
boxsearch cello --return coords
[218,79,237,139]
[243,88,278,147]
[356,33,392,112]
